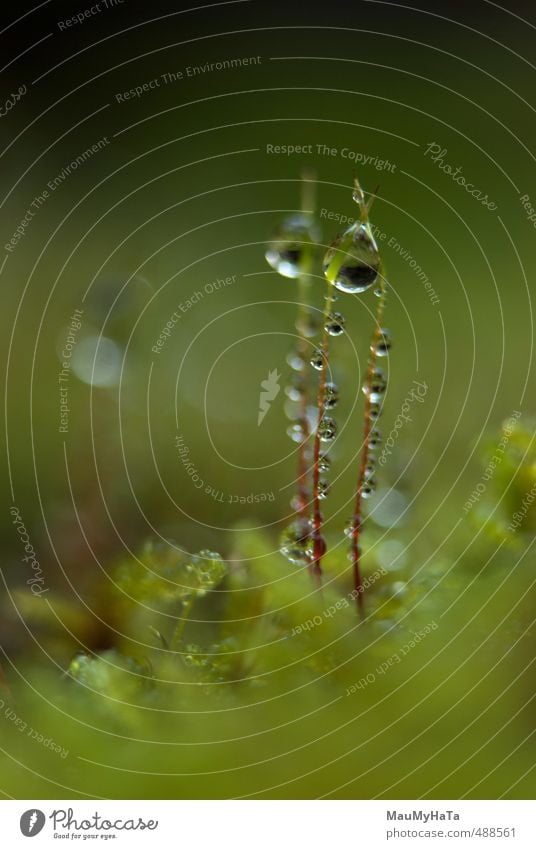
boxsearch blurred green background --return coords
[0,0,535,799]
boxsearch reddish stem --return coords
[295,172,316,570]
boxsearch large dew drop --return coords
[318,416,337,442]
[323,221,380,293]
[362,367,387,403]
[324,382,339,409]
[265,213,318,279]
[280,521,311,566]
[318,454,331,472]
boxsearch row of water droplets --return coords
[265,172,321,570]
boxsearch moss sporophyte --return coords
[269,173,391,615]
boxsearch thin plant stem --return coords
[294,169,316,569]
[311,287,336,578]
[351,273,387,614]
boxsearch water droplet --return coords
[310,348,325,371]
[290,494,304,511]
[265,213,319,279]
[287,422,306,443]
[280,521,311,566]
[318,455,331,472]
[284,399,299,421]
[318,480,330,499]
[324,381,339,409]
[364,461,375,479]
[325,312,346,336]
[372,328,392,357]
[362,368,387,403]
[344,519,354,539]
[318,416,337,442]
[179,643,210,669]
[190,551,227,594]
[285,380,304,402]
[323,222,380,293]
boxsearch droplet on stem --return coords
[310,348,326,371]
[318,416,337,442]
[323,222,380,293]
[362,367,387,403]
